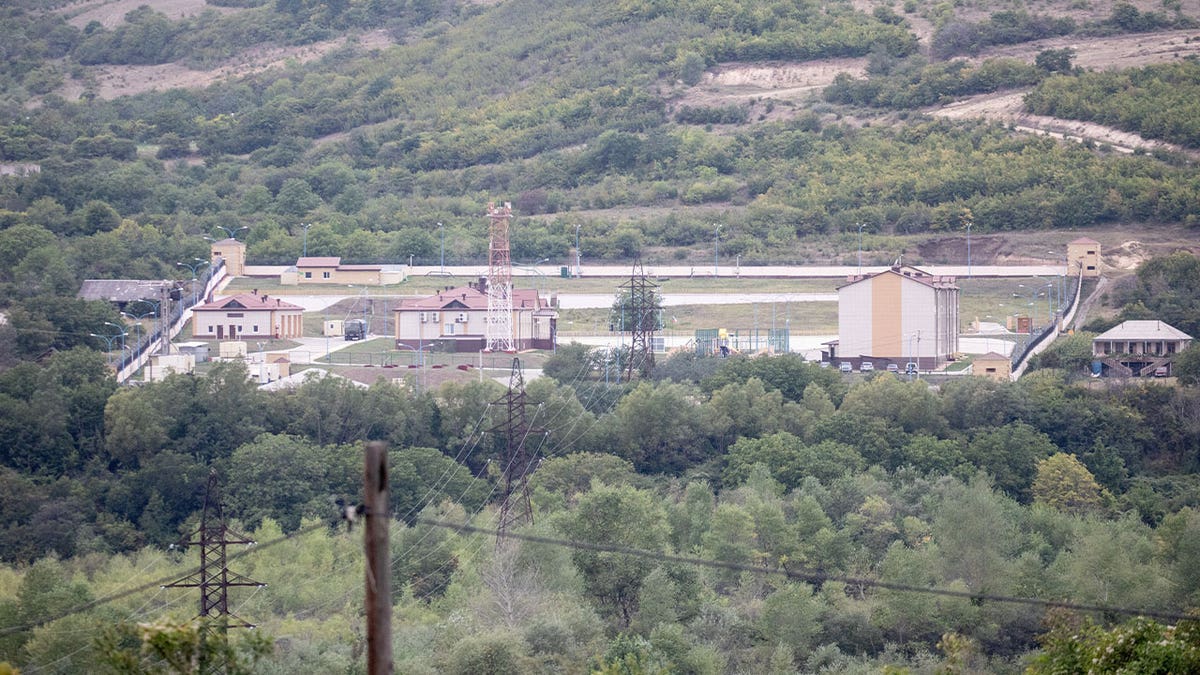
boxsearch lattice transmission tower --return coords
[163,471,264,631]
[485,201,515,352]
[489,358,546,541]
[621,257,659,381]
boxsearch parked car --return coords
[886,363,899,373]
[860,362,874,373]
[819,361,831,368]
[839,362,853,373]
[905,362,918,375]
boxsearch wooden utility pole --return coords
[364,441,392,674]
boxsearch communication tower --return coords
[485,202,515,352]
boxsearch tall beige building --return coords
[836,265,959,369]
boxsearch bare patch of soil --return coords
[929,30,1200,158]
[58,0,238,29]
[53,29,394,101]
[669,58,868,122]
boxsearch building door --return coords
[216,325,224,339]
[229,324,238,339]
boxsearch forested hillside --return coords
[3,0,1200,671]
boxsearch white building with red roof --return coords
[190,291,304,340]
[394,282,557,352]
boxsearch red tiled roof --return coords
[194,293,304,311]
[296,257,341,267]
[395,286,545,311]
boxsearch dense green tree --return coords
[610,381,712,474]
[963,422,1059,501]
[555,482,670,626]
[1031,453,1109,515]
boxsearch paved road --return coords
[246,263,1064,280]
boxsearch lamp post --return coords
[713,225,722,277]
[438,222,445,274]
[1015,284,1039,330]
[256,341,265,383]
[104,321,127,363]
[213,225,248,241]
[91,326,127,369]
[301,222,313,257]
[176,258,209,307]
[857,223,867,276]
[966,221,973,278]
[574,224,581,278]
[1048,250,1067,311]
[121,299,160,362]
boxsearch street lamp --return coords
[104,321,127,362]
[121,299,160,362]
[438,222,445,274]
[966,221,973,278]
[713,225,722,277]
[574,224,582,278]
[213,225,248,241]
[857,223,868,276]
[176,258,209,306]
[1048,250,1066,310]
[91,326,127,369]
[256,341,266,383]
[301,222,313,257]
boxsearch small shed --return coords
[972,352,1012,381]
[219,341,248,359]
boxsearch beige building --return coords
[972,352,1012,381]
[280,257,405,286]
[1067,237,1101,278]
[394,284,556,352]
[209,238,246,277]
[1092,319,1193,377]
[833,264,959,369]
[191,291,304,340]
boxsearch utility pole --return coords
[620,257,659,381]
[489,359,545,541]
[363,442,392,675]
[163,471,264,672]
[574,224,581,278]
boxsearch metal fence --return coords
[115,260,225,379]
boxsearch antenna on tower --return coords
[485,202,515,352]
[163,471,265,633]
[620,257,659,380]
[489,358,546,542]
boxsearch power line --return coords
[0,522,328,638]
[413,517,1200,624]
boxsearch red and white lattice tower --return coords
[485,202,515,352]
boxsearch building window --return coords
[445,323,455,335]
[322,271,331,279]
[304,272,312,279]
[253,325,259,333]
[207,326,213,333]
[227,312,243,317]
